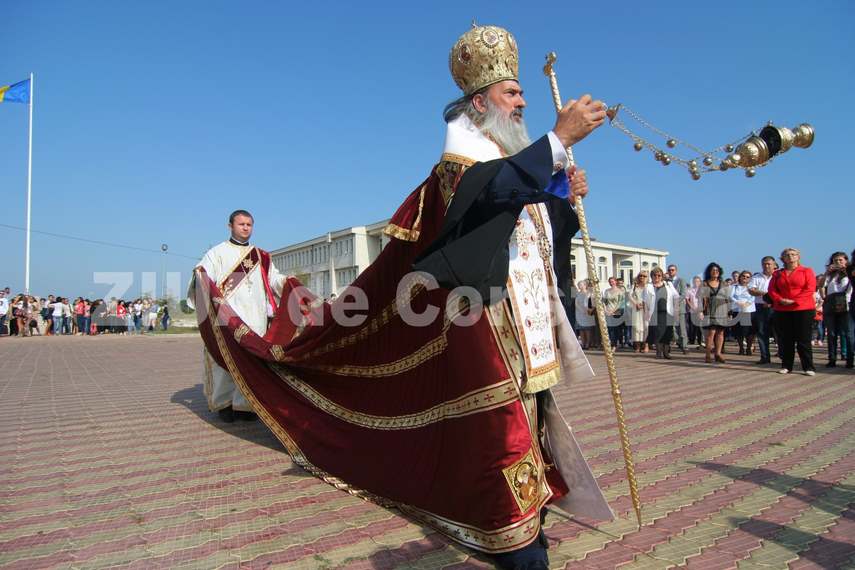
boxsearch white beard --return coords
[475,100,532,155]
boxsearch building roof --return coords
[569,238,669,256]
[269,220,388,256]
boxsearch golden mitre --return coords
[450,23,519,96]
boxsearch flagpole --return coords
[24,72,34,294]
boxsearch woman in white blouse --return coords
[647,267,681,359]
[822,251,853,368]
[730,271,756,355]
[628,273,651,353]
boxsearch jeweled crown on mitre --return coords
[450,23,519,96]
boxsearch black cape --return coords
[413,135,580,305]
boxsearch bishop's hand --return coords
[568,166,589,202]
[553,94,607,148]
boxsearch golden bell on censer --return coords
[735,136,769,167]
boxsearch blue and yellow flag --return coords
[0,79,31,104]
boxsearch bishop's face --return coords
[230,215,254,243]
[475,80,526,121]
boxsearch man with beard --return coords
[413,24,610,569]
[414,28,603,307]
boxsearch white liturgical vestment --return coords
[187,240,288,411]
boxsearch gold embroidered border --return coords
[206,297,393,506]
[384,223,419,242]
[487,303,540,440]
[270,365,516,430]
[223,264,260,302]
[270,344,286,361]
[502,448,541,514]
[217,245,254,290]
[524,367,561,394]
[207,295,547,555]
[487,302,523,386]
[234,324,250,344]
[281,283,427,361]
[305,302,470,378]
[436,160,469,208]
[202,347,215,411]
[440,152,477,167]
[398,504,541,554]
[383,184,426,243]
[310,323,449,377]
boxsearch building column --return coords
[328,232,337,295]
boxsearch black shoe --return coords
[756,358,770,365]
[235,410,258,421]
[218,407,235,423]
[825,361,837,368]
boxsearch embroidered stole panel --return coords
[506,204,561,393]
[219,246,262,300]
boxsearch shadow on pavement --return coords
[171,383,498,567]
[727,517,855,566]
[690,461,855,517]
[361,531,496,568]
[170,383,283,452]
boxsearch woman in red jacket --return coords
[768,247,817,375]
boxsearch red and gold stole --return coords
[218,246,261,300]
[219,247,279,312]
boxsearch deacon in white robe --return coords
[187,210,288,420]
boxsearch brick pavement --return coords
[0,334,853,569]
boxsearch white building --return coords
[270,220,668,297]
[270,221,390,299]
[570,239,670,288]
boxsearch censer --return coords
[601,91,814,180]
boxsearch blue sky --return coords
[1,1,852,297]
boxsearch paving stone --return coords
[1,336,852,569]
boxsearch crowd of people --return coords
[3,248,852,374]
[569,247,854,374]
[0,288,171,337]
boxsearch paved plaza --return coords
[0,334,853,569]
